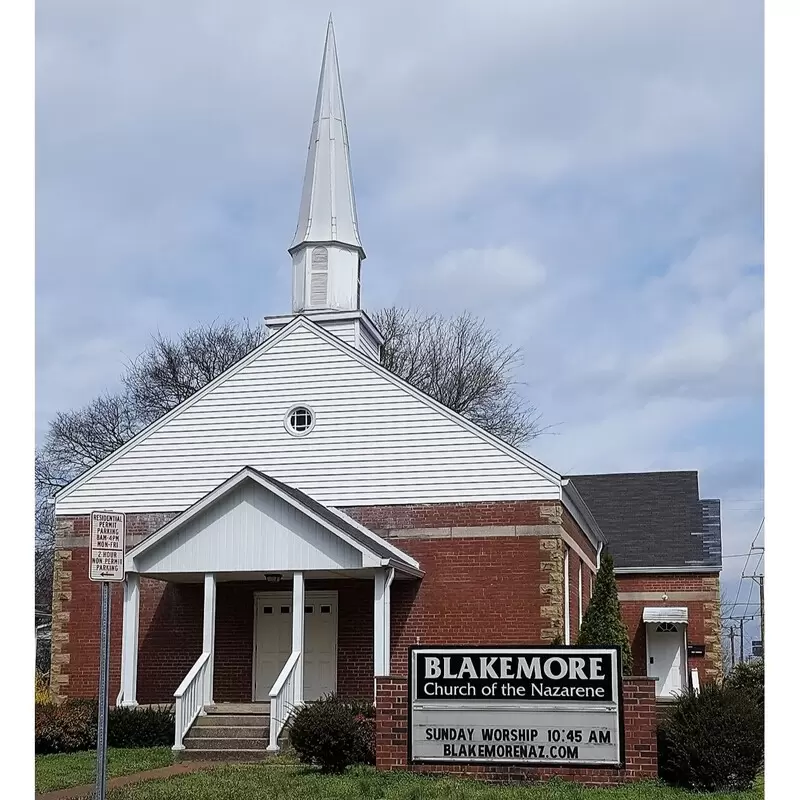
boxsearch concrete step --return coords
[185,737,267,751]
[195,714,270,727]
[204,703,270,714]
[177,748,274,763]
[187,725,267,740]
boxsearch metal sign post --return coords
[96,581,111,799]
[90,511,126,800]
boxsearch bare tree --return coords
[374,307,541,445]
[124,320,266,425]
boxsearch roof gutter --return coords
[381,557,424,579]
[614,565,722,574]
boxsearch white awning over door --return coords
[643,606,688,624]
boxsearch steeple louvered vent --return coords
[310,247,329,306]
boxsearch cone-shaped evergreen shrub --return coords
[576,551,633,674]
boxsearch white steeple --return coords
[289,16,364,314]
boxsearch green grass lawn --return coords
[105,764,765,800]
[36,747,173,793]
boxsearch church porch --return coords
[115,467,421,752]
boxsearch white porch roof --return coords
[125,466,422,579]
[643,606,689,624]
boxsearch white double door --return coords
[253,591,337,702]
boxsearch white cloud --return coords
[422,246,546,311]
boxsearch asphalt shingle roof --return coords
[568,471,722,571]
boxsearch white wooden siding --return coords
[57,320,560,514]
[358,325,381,361]
[134,478,362,574]
[314,318,355,347]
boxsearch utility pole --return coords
[744,554,765,659]
[728,627,736,669]
[758,576,764,656]
[739,617,744,664]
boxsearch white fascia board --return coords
[264,309,385,346]
[615,565,722,574]
[296,317,562,487]
[54,319,305,508]
[560,479,606,550]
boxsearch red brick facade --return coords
[375,675,657,785]
[568,545,582,643]
[387,536,564,675]
[51,501,721,710]
[616,573,722,684]
[342,500,562,531]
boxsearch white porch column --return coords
[202,573,216,707]
[373,567,395,681]
[120,573,140,707]
[292,572,305,707]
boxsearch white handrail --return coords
[173,652,210,751]
[267,650,301,752]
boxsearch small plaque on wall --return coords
[687,644,706,658]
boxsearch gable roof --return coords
[127,466,422,576]
[568,471,722,572]
[55,314,562,511]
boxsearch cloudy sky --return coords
[36,1,764,641]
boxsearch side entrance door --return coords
[253,591,338,702]
[647,622,685,699]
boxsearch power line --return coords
[741,552,764,615]
[722,552,761,559]
[731,519,765,614]
[749,518,765,550]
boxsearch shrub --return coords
[576,551,633,674]
[287,695,376,773]
[36,699,97,755]
[35,700,175,754]
[658,681,764,791]
[108,705,174,748]
[725,658,764,708]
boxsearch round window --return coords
[284,405,316,437]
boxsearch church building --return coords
[49,18,723,772]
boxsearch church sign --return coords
[408,646,623,767]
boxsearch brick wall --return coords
[342,500,564,531]
[387,536,565,676]
[52,501,600,703]
[568,546,581,643]
[616,573,722,684]
[375,675,657,785]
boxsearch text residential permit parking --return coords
[90,511,126,582]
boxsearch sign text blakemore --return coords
[409,646,624,767]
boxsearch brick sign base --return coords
[375,675,658,787]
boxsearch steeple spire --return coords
[289,16,364,314]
